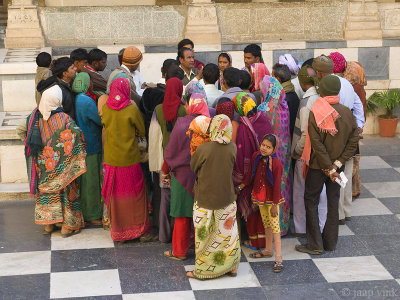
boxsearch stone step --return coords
[347,15,379,22]
[345,29,383,40]
[346,21,381,31]
[0,183,31,201]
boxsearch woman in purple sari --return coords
[233,92,275,249]
[258,76,291,236]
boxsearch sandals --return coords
[242,240,258,250]
[139,233,158,243]
[249,250,273,259]
[226,271,238,277]
[273,261,284,273]
[164,250,186,261]
[61,229,80,238]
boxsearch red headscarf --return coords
[163,77,183,122]
[250,63,270,91]
[106,77,131,110]
[188,93,210,117]
[329,52,347,74]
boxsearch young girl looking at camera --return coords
[237,134,284,273]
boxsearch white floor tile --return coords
[50,269,121,299]
[396,214,400,220]
[338,225,355,236]
[242,238,311,262]
[0,251,51,276]
[313,256,393,283]
[51,228,114,250]
[123,291,195,300]
[352,198,393,216]
[359,156,391,170]
[184,262,260,291]
[395,168,400,174]
[363,182,400,198]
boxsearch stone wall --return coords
[216,0,348,43]
[38,6,187,47]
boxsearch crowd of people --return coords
[20,39,366,280]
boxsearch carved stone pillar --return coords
[184,0,221,46]
[4,0,45,48]
[345,0,382,40]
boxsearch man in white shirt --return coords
[200,63,223,106]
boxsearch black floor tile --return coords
[331,280,400,300]
[316,236,373,258]
[0,200,51,253]
[262,282,340,300]
[250,259,326,286]
[118,265,191,294]
[194,287,266,300]
[358,234,400,256]
[0,273,50,299]
[346,215,400,235]
[51,248,117,272]
[359,168,400,183]
[379,197,400,214]
[358,184,375,199]
[376,253,400,278]
[381,155,400,168]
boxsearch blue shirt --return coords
[334,74,365,128]
[75,93,103,155]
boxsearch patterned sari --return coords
[33,112,87,231]
[258,76,292,235]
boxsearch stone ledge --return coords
[0,183,31,202]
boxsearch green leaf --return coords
[367,89,400,118]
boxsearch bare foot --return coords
[44,224,55,233]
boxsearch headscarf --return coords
[106,72,129,94]
[298,64,317,86]
[313,55,334,74]
[251,134,279,186]
[72,72,90,94]
[279,54,302,76]
[209,114,232,144]
[250,63,270,91]
[106,77,131,111]
[188,93,210,117]
[216,97,235,120]
[343,61,367,86]
[258,75,285,114]
[162,77,183,124]
[329,52,347,74]
[184,80,206,101]
[39,85,63,121]
[186,115,211,155]
[233,92,257,117]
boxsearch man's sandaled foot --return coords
[164,250,186,261]
[249,250,273,258]
[295,244,323,255]
[273,261,284,273]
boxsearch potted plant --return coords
[368,89,400,137]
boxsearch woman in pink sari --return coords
[101,78,153,242]
[258,76,292,236]
[250,63,270,105]
[233,92,274,249]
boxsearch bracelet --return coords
[333,160,342,169]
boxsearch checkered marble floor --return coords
[1,135,400,300]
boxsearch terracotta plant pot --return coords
[378,116,399,137]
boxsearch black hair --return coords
[303,58,314,67]
[239,70,252,90]
[36,52,52,68]
[262,134,277,149]
[178,47,193,59]
[166,63,184,81]
[202,63,220,84]
[70,48,88,62]
[272,63,291,83]
[51,57,74,78]
[162,59,179,76]
[222,67,241,88]
[244,44,263,61]
[87,48,107,64]
[178,38,194,50]
[218,53,231,64]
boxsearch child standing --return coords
[237,134,284,273]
